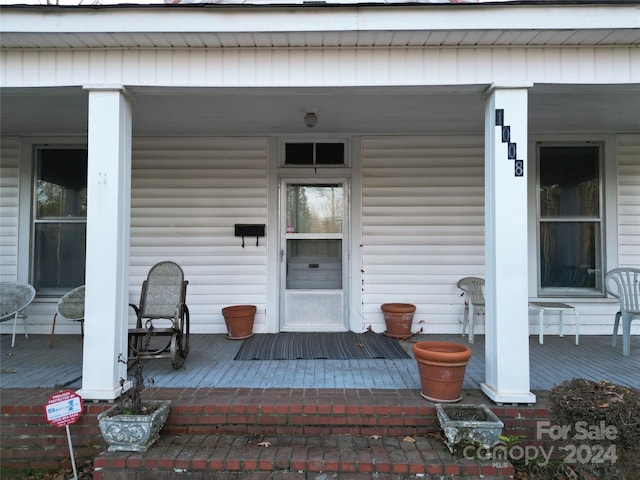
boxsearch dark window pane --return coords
[316,143,345,165]
[36,149,87,219]
[539,146,599,218]
[285,143,313,165]
[33,223,86,291]
[539,222,599,289]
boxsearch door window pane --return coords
[286,184,343,234]
[287,239,342,289]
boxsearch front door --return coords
[280,180,348,331]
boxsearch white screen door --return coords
[280,180,347,331]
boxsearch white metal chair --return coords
[457,277,485,343]
[605,267,640,357]
[0,282,36,347]
[50,285,85,348]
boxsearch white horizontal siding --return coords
[361,135,485,334]
[0,137,20,283]
[3,46,638,88]
[617,134,640,269]
[360,134,634,337]
[1,135,270,336]
[129,136,269,334]
[2,132,635,338]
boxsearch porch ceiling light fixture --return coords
[304,112,318,128]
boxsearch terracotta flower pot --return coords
[413,341,472,403]
[381,303,416,338]
[222,305,256,340]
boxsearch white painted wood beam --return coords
[4,5,638,35]
[481,84,536,405]
[77,87,132,401]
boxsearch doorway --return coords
[279,180,348,331]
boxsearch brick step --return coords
[2,388,547,475]
[93,433,515,480]
[155,388,439,438]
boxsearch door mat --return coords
[233,331,411,360]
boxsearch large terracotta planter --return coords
[222,305,256,339]
[381,303,416,338]
[413,341,472,403]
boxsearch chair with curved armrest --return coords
[128,261,190,369]
[457,277,485,344]
[605,267,640,357]
[50,285,85,348]
[0,282,36,347]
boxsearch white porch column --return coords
[77,87,132,401]
[481,84,536,405]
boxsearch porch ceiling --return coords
[3,28,640,49]
[1,84,639,136]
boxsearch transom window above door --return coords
[283,141,346,166]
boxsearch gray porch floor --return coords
[1,333,638,392]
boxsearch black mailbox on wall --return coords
[235,224,266,247]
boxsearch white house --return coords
[1,1,638,404]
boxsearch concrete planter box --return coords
[435,403,504,453]
[98,400,171,452]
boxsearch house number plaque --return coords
[495,109,524,177]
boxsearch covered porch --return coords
[1,2,639,408]
[3,332,637,392]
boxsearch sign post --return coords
[45,390,83,480]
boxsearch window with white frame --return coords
[32,147,87,295]
[537,144,604,296]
